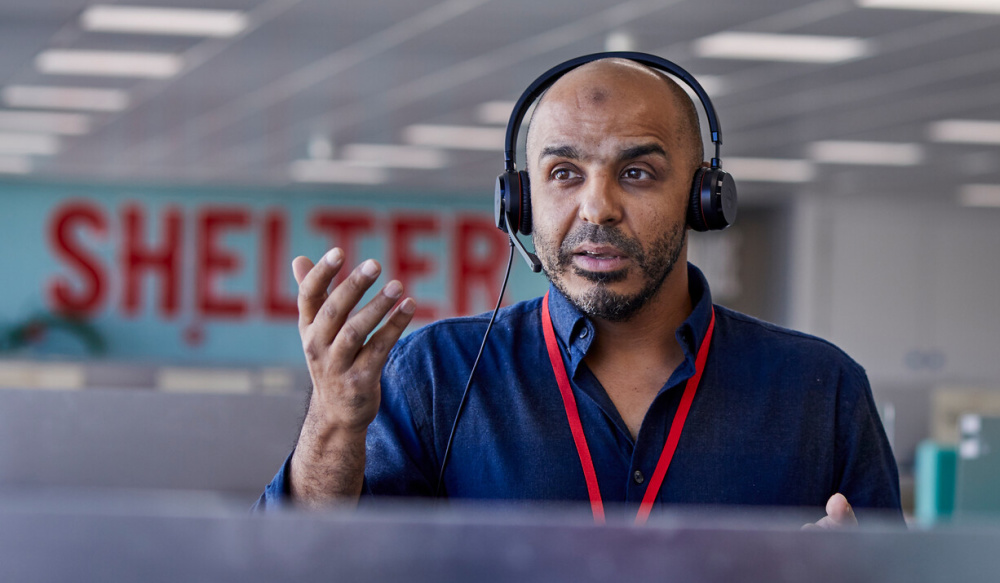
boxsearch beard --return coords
[534,220,686,322]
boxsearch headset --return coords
[436,52,737,495]
[494,51,738,273]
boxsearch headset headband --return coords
[503,51,724,174]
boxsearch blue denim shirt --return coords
[258,264,901,521]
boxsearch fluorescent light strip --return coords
[808,140,924,166]
[289,160,386,184]
[693,32,872,63]
[679,74,727,98]
[928,119,1000,145]
[36,50,182,79]
[81,5,248,37]
[605,30,638,52]
[2,85,130,112]
[403,124,505,151]
[477,101,516,125]
[0,111,90,135]
[858,0,1000,15]
[0,156,31,174]
[0,132,60,155]
[959,184,1000,207]
[723,157,816,182]
[341,144,448,169]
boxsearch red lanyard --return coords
[541,292,715,525]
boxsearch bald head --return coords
[526,58,704,171]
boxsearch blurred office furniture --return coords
[956,415,1000,520]
[0,367,306,503]
[914,440,956,525]
[932,387,1000,444]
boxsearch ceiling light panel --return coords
[808,140,924,165]
[342,144,448,169]
[2,85,130,112]
[289,160,387,184]
[693,32,872,63]
[858,0,1000,14]
[959,184,1000,207]
[36,50,182,79]
[403,124,505,151]
[723,157,816,182]
[928,119,1000,144]
[0,111,91,135]
[0,132,60,155]
[81,5,248,37]
[476,101,516,125]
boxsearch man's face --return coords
[527,61,696,322]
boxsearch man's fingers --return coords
[292,255,315,285]
[826,493,858,526]
[307,258,383,349]
[297,249,345,330]
[358,297,417,367]
[803,493,858,530]
[330,279,406,360]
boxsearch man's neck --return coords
[581,265,693,439]
[587,266,693,366]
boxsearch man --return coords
[258,58,901,526]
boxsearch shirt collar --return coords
[544,262,715,379]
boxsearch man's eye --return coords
[623,167,650,180]
[552,168,576,180]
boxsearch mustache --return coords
[557,224,644,265]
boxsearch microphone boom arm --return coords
[507,227,541,272]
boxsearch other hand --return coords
[803,493,858,530]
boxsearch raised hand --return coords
[289,248,416,507]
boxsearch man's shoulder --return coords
[713,304,867,377]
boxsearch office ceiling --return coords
[1,0,999,203]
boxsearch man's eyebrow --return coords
[539,145,580,160]
[618,143,667,162]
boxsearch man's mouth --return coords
[572,246,629,272]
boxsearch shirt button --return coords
[579,328,589,339]
[633,470,645,484]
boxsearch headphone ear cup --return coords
[688,168,710,232]
[518,170,532,235]
[494,173,509,233]
[689,167,738,231]
[495,170,532,235]
[495,171,521,234]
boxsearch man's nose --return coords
[577,172,623,226]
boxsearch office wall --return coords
[788,195,1000,388]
